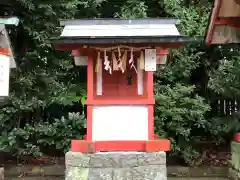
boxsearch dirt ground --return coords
[4,177,229,180]
[1,142,230,180]
[0,142,230,167]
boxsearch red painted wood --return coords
[54,43,185,51]
[146,140,171,152]
[72,50,82,56]
[71,140,170,152]
[0,48,10,56]
[87,106,93,141]
[71,140,95,153]
[86,55,94,141]
[234,133,240,142]
[206,0,222,44]
[87,55,94,101]
[147,72,154,140]
[83,134,161,141]
[148,105,154,140]
[147,72,154,99]
[101,65,118,97]
[94,51,146,98]
[85,98,155,105]
[215,17,240,28]
[156,48,169,55]
[72,49,89,56]
[95,141,146,152]
[117,69,138,97]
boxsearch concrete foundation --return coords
[229,141,240,180]
[0,168,3,180]
[65,151,167,180]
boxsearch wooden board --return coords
[218,0,240,17]
[74,56,88,66]
[144,49,156,71]
[211,25,240,44]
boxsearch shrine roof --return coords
[205,0,240,44]
[59,18,180,26]
[52,18,197,49]
[52,35,196,45]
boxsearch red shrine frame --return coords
[69,47,171,153]
[53,45,184,153]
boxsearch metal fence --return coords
[211,98,240,117]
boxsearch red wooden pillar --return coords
[87,54,94,141]
[147,72,154,140]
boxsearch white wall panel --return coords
[92,105,148,141]
[0,54,10,96]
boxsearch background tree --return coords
[0,0,237,165]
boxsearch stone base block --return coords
[229,141,240,180]
[229,168,240,180]
[231,141,240,171]
[0,168,3,180]
[65,151,167,180]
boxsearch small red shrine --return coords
[0,19,19,102]
[206,0,240,44]
[52,19,193,153]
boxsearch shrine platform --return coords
[65,151,167,180]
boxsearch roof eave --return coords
[51,36,201,49]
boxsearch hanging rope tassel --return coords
[129,48,133,64]
[104,50,109,70]
[122,50,127,72]
[112,51,118,71]
[108,58,112,75]
[129,48,137,74]
[131,62,138,74]
[95,51,101,72]
[103,50,112,74]
[139,51,145,70]
[116,46,124,73]
[118,46,121,61]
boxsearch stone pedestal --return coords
[229,141,240,180]
[65,151,167,180]
[0,168,3,180]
